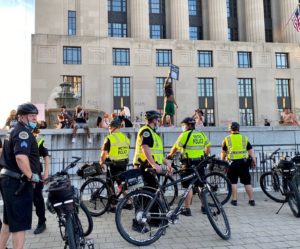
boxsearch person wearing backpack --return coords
[167,117,211,216]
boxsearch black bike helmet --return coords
[17,103,39,115]
[181,117,196,129]
[109,118,121,128]
[229,122,240,131]
[145,110,161,121]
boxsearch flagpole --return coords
[281,3,300,33]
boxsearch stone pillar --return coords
[245,0,265,42]
[208,0,228,41]
[99,0,108,37]
[129,0,149,39]
[169,0,189,40]
[279,0,300,43]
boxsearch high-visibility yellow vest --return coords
[133,125,164,165]
[36,137,44,149]
[174,130,211,159]
[224,134,249,160]
[106,131,130,161]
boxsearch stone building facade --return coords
[32,0,300,126]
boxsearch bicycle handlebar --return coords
[261,148,280,164]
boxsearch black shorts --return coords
[108,163,127,186]
[1,177,33,232]
[227,160,251,185]
[180,161,205,189]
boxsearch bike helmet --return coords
[181,117,196,127]
[229,122,240,131]
[109,118,121,128]
[145,110,161,121]
[16,103,39,115]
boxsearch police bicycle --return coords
[115,155,231,246]
[46,157,94,249]
[260,148,300,217]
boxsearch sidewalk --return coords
[3,192,300,249]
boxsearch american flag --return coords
[292,6,300,32]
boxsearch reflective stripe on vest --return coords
[36,137,44,148]
[225,134,248,160]
[107,132,130,161]
[133,126,163,165]
[180,131,206,159]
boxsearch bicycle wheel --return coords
[260,172,287,203]
[161,175,178,206]
[65,213,77,249]
[77,201,94,237]
[115,189,167,246]
[80,178,111,216]
[204,172,232,206]
[202,189,231,240]
[287,180,300,217]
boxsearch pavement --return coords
[2,192,300,249]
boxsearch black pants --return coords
[33,181,46,225]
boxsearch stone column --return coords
[169,0,189,40]
[279,0,300,43]
[245,0,265,42]
[99,0,108,37]
[129,0,149,39]
[208,0,228,41]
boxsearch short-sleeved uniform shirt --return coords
[3,122,40,174]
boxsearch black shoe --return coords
[181,208,192,216]
[201,206,206,214]
[123,203,133,210]
[132,219,149,233]
[34,223,46,235]
[110,206,116,213]
[248,200,255,206]
[231,200,237,206]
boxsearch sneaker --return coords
[34,223,46,235]
[231,200,237,206]
[132,219,149,233]
[88,138,92,144]
[201,206,206,214]
[71,138,76,143]
[181,208,192,216]
[249,200,256,206]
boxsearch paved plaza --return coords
[2,192,300,249]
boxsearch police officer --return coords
[0,103,41,249]
[100,118,130,212]
[132,110,171,232]
[167,117,211,216]
[220,122,256,206]
[32,128,50,234]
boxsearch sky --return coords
[0,0,34,126]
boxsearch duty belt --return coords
[0,168,22,179]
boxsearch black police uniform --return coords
[33,139,48,226]
[0,122,40,232]
[139,126,159,190]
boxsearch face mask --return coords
[181,126,187,132]
[28,122,37,129]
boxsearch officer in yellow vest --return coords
[167,117,211,216]
[100,118,130,212]
[133,110,171,187]
[220,122,256,206]
[32,128,50,234]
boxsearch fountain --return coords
[54,82,79,108]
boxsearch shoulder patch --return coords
[143,131,150,138]
[19,131,29,140]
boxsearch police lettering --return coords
[118,147,128,155]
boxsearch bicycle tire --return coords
[161,175,178,206]
[260,171,287,203]
[80,178,111,216]
[202,189,231,240]
[287,179,300,217]
[65,213,77,249]
[115,189,167,246]
[77,201,94,236]
[204,172,232,206]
